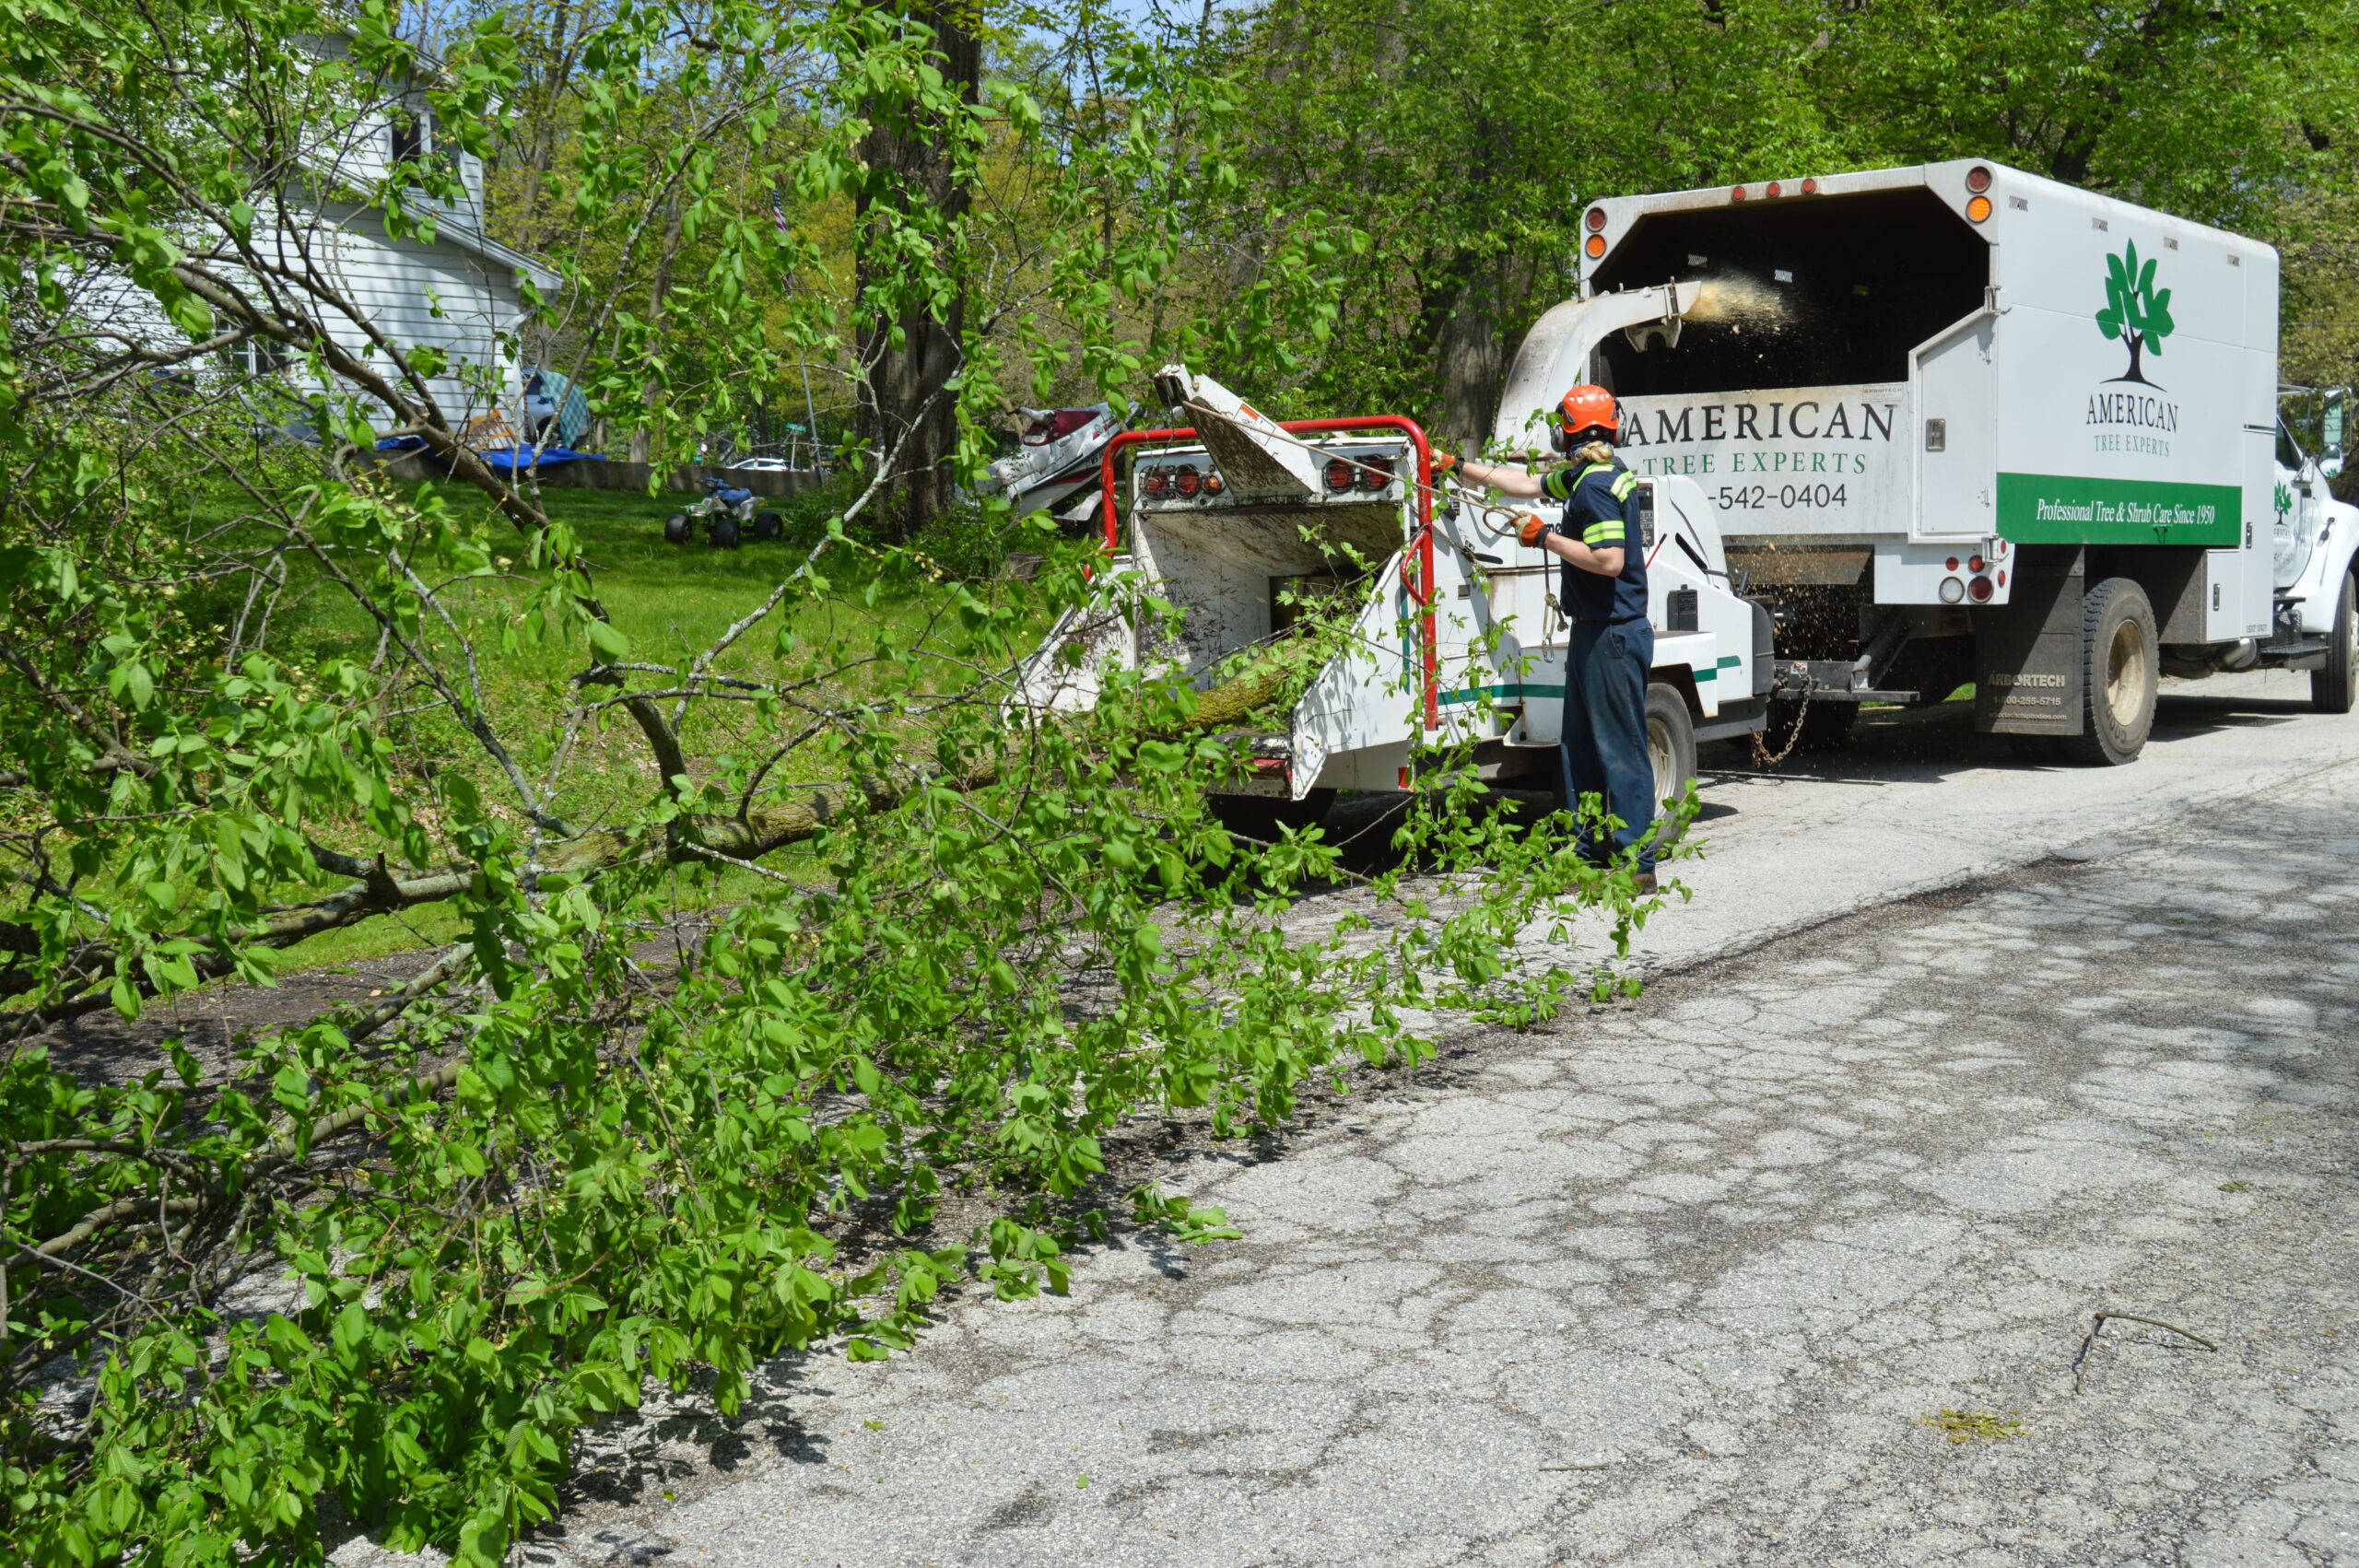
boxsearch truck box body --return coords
[1574,161,2281,645]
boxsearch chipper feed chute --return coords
[1013,367,1438,811]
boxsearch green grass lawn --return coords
[240,474,1078,970]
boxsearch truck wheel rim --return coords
[1649,720,1674,801]
[2106,617,2150,728]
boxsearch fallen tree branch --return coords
[0,649,1308,1046]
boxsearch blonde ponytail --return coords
[1575,439,1616,466]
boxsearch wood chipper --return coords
[1013,363,1772,831]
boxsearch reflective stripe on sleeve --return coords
[1542,469,1573,501]
[1582,521,1625,544]
[1610,471,1638,501]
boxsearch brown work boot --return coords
[1635,870,1658,895]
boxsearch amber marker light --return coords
[1585,234,1606,258]
[1966,194,1993,222]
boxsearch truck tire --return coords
[2313,568,2356,715]
[708,514,742,550]
[1645,681,1698,848]
[2060,576,2157,766]
[1209,789,1335,842]
[663,512,690,544]
[1762,696,1857,755]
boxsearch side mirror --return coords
[2325,388,2348,480]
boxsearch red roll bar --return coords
[1096,416,1438,731]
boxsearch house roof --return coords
[437,214,561,294]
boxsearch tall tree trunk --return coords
[628,193,683,465]
[1432,251,1510,458]
[856,2,980,543]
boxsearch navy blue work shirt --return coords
[1539,459,1648,623]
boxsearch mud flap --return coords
[1975,546,2084,735]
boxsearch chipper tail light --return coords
[1142,465,1171,499]
[1356,454,1394,492]
[1173,463,1203,497]
[1967,576,1995,603]
[1324,456,1358,492]
[1203,469,1226,496]
[1966,164,1993,193]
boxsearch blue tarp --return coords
[482,444,599,469]
[373,436,603,469]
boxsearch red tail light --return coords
[1967,577,1994,603]
[1584,206,1607,232]
[1967,555,1986,573]
[1323,457,1357,492]
[1356,455,1394,492]
[1766,181,1783,198]
[1143,465,1171,499]
[1174,463,1203,497]
[1966,165,1992,193]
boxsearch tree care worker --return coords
[1432,385,1657,891]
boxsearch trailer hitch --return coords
[1771,660,1919,705]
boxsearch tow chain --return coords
[1750,682,1812,770]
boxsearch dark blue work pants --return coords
[1560,617,1656,871]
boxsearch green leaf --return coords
[586,618,630,659]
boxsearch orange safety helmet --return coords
[1555,384,1619,451]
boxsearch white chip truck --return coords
[1015,160,2353,833]
[1511,158,2358,763]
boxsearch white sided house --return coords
[84,41,555,441]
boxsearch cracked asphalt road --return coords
[463,696,2359,1568]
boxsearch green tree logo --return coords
[2095,240,2174,386]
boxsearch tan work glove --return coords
[1429,451,1458,476]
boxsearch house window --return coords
[236,339,289,377]
[390,109,428,166]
